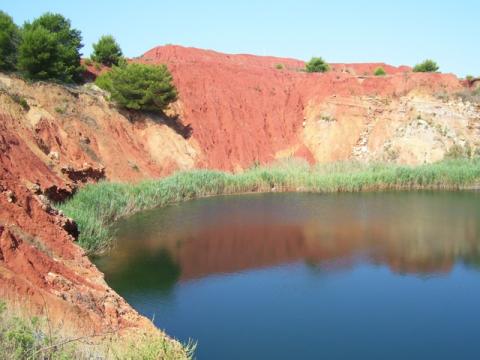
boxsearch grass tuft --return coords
[0,301,78,359]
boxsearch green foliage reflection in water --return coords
[58,159,480,255]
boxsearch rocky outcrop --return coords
[61,164,105,184]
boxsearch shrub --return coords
[122,334,195,360]
[10,94,29,111]
[413,59,439,73]
[91,35,123,66]
[275,63,284,70]
[455,88,480,105]
[445,144,466,159]
[84,58,92,66]
[0,302,77,359]
[305,57,329,73]
[18,13,83,82]
[374,67,386,76]
[0,11,20,71]
[95,63,177,112]
[94,70,112,92]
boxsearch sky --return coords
[2,0,479,76]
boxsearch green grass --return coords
[58,158,480,255]
[0,301,194,360]
[117,334,195,360]
[0,301,78,359]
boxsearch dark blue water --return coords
[96,192,480,359]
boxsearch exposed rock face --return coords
[61,164,106,184]
[0,45,479,335]
[303,93,480,164]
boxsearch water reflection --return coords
[97,192,480,292]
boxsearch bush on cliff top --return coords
[95,62,177,112]
[18,13,83,82]
[305,57,329,73]
[374,67,386,76]
[0,11,20,71]
[413,59,439,73]
[91,35,123,66]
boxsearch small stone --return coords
[48,151,59,161]
[5,190,15,203]
[31,183,41,194]
[80,135,90,144]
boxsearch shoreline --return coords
[58,158,480,255]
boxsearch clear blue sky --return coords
[2,0,479,76]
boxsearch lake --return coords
[95,192,480,359]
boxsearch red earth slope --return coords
[140,45,464,170]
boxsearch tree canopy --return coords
[91,35,123,66]
[95,63,177,112]
[18,12,83,82]
[0,11,20,71]
[413,59,439,73]
[305,57,329,73]
[374,67,386,76]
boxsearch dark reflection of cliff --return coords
[98,249,180,294]
[462,254,480,270]
[97,191,480,291]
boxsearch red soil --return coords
[0,113,149,333]
[140,45,461,170]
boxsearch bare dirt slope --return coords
[0,45,479,337]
